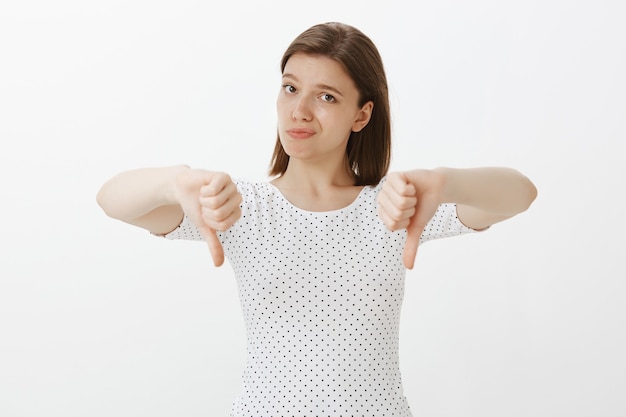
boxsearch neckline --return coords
[266,182,368,215]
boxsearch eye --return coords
[283,84,296,94]
[320,93,336,103]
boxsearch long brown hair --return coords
[269,22,391,186]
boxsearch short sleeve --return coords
[419,203,478,244]
[162,215,204,241]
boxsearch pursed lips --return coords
[287,128,315,139]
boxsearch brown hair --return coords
[269,22,391,186]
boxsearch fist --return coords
[197,172,243,232]
[377,170,442,269]
[377,172,418,232]
[175,169,242,266]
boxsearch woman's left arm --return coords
[432,167,537,230]
[377,167,537,269]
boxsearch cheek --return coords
[325,110,357,131]
[276,97,291,120]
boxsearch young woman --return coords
[97,22,536,417]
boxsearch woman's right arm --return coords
[96,165,242,266]
[96,165,189,235]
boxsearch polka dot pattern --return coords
[165,178,475,416]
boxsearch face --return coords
[276,53,373,165]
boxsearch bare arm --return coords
[96,165,242,266]
[96,165,188,235]
[434,167,537,230]
[377,166,537,269]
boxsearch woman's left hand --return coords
[377,170,444,270]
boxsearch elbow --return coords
[96,183,118,219]
[96,187,110,216]
[520,175,538,213]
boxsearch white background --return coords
[1,0,624,416]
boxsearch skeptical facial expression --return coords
[276,53,372,163]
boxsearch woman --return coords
[97,22,536,417]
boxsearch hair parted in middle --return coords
[269,22,391,186]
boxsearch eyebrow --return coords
[282,73,345,97]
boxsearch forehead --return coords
[282,53,356,89]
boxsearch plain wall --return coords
[1,0,624,416]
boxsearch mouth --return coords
[286,128,315,139]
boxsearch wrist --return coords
[403,168,448,204]
[164,165,191,205]
[431,167,455,203]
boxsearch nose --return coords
[292,97,313,121]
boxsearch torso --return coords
[163,178,476,416]
[222,180,412,416]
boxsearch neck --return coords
[276,157,355,190]
[270,157,364,212]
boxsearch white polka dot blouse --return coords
[164,178,476,416]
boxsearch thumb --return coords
[403,218,424,270]
[199,225,225,267]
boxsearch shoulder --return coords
[231,177,276,200]
[358,177,386,200]
[230,178,287,217]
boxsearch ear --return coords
[351,101,373,132]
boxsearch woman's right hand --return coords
[174,169,242,267]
